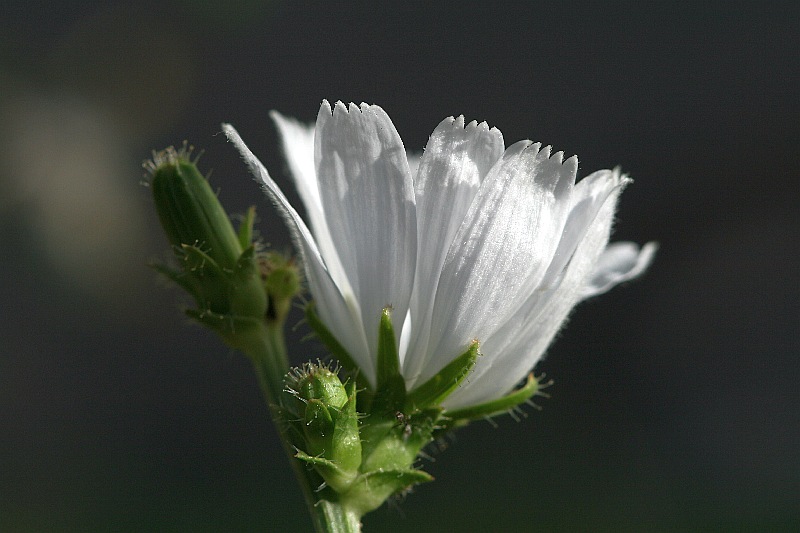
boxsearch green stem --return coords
[244,322,362,533]
[316,500,362,532]
[247,322,290,406]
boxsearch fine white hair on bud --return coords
[143,141,203,178]
[224,101,655,411]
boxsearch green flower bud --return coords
[296,366,348,411]
[149,145,242,271]
[260,252,301,324]
[146,145,267,338]
[286,363,362,493]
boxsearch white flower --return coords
[224,101,656,409]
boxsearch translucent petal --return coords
[269,111,320,230]
[222,124,372,379]
[270,111,352,325]
[445,169,628,408]
[420,142,577,384]
[538,169,630,290]
[403,116,504,385]
[581,241,658,299]
[314,102,417,366]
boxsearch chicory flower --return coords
[223,101,655,410]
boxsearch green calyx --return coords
[148,144,303,349]
[295,305,546,517]
[283,359,435,518]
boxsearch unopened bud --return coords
[260,252,301,324]
[148,145,242,270]
[285,363,361,492]
[146,144,267,332]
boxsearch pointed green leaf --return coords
[180,244,225,277]
[179,244,236,313]
[343,468,434,516]
[237,205,256,250]
[402,407,443,452]
[372,307,406,414]
[303,399,335,455]
[295,449,358,494]
[295,450,343,473]
[405,341,479,411]
[376,308,401,387]
[330,383,362,474]
[359,468,433,490]
[233,245,258,277]
[443,373,539,423]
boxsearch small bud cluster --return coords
[284,362,362,493]
[147,145,301,348]
[282,360,434,517]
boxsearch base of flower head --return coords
[307,303,545,424]
[288,306,549,516]
[282,359,435,518]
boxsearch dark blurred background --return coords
[1,1,797,531]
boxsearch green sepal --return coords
[295,450,339,468]
[442,373,539,425]
[305,303,366,388]
[405,341,479,412]
[343,469,434,516]
[233,245,258,278]
[176,244,231,314]
[359,468,433,488]
[372,308,406,415]
[331,381,362,475]
[237,205,256,251]
[180,243,224,276]
[303,399,336,455]
[294,450,351,492]
[359,407,441,474]
[230,245,268,318]
[359,419,411,473]
[184,308,263,350]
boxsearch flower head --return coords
[223,101,655,410]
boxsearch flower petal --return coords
[222,124,371,378]
[538,169,630,290]
[581,241,658,299]
[270,111,353,321]
[404,116,504,384]
[444,169,629,408]
[419,142,577,385]
[314,101,417,368]
[269,111,319,229]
